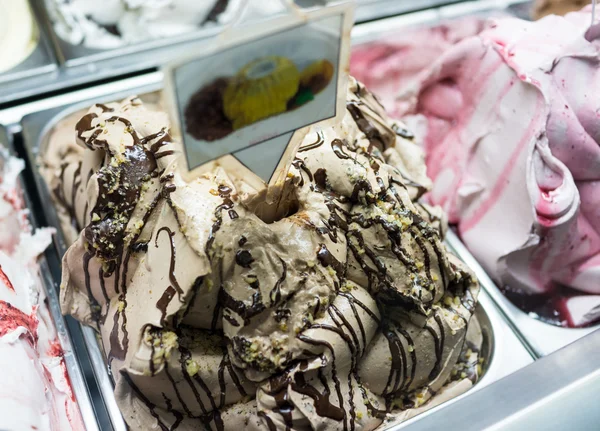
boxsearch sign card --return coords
[164,2,354,185]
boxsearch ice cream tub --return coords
[350,0,600,357]
[445,231,597,358]
[0,124,98,430]
[35,0,244,68]
[0,0,57,86]
[19,71,534,430]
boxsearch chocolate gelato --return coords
[44,79,482,430]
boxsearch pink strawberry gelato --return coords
[0,145,85,430]
[393,7,600,327]
[350,17,487,119]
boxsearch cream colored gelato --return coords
[45,0,238,49]
[45,79,482,430]
[0,0,39,73]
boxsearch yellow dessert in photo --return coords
[300,59,335,94]
[223,56,300,129]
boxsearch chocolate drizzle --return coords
[98,266,110,323]
[156,227,184,299]
[82,252,101,323]
[178,346,209,415]
[297,335,348,431]
[292,370,345,422]
[221,288,266,326]
[162,392,184,430]
[76,113,102,149]
[331,139,351,160]
[95,103,114,113]
[258,411,277,431]
[298,131,324,153]
[264,374,295,430]
[53,164,77,229]
[206,185,235,255]
[382,322,418,395]
[346,101,387,152]
[165,362,192,420]
[269,258,287,305]
[291,158,313,187]
[235,250,254,268]
[317,244,345,277]
[84,133,157,273]
[121,372,170,431]
[157,286,177,326]
[108,294,128,368]
[426,313,446,382]
[314,168,328,190]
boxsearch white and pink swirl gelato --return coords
[0,145,84,430]
[352,7,600,327]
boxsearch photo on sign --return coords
[172,13,343,171]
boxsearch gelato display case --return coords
[0,0,598,430]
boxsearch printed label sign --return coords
[164,2,354,184]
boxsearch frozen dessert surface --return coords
[45,0,236,49]
[48,79,482,430]
[0,0,39,73]
[395,7,600,327]
[532,0,591,19]
[351,17,486,119]
[0,145,84,430]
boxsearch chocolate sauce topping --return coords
[235,250,254,268]
[84,142,156,270]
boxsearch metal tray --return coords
[0,0,58,86]
[36,0,239,67]
[18,73,533,431]
[388,320,600,431]
[446,232,598,358]
[0,125,98,431]
[350,0,599,357]
[386,292,534,430]
[351,0,531,45]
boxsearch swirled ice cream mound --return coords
[350,17,487,119]
[47,78,482,430]
[395,8,600,327]
[0,146,84,430]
